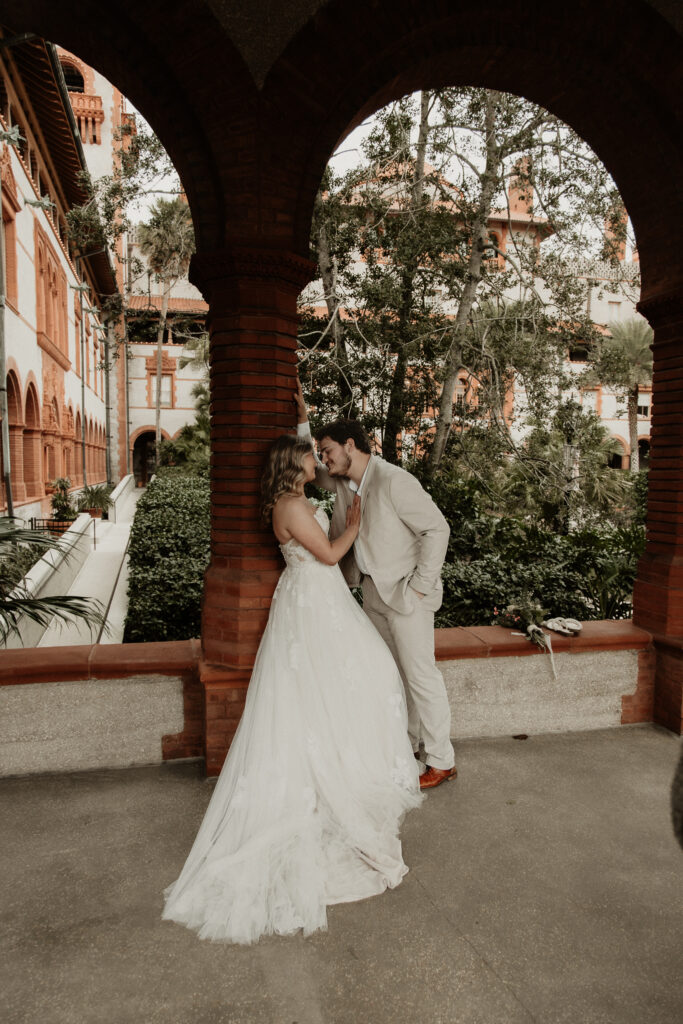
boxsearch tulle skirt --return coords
[162,559,422,943]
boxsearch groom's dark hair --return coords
[315,419,372,454]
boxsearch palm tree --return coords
[589,317,654,472]
[0,519,104,645]
[138,198,195,467]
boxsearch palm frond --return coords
[0,593,106,645]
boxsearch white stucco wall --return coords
[442,649,639,738]
[3,133,108,509]
[0,675,185,776]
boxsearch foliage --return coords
[137,197,195,284]
[138,197,196,469]
[76,484,113,512]
[588,317,654,394]
[494,401,630,533]
[66,121,177,264]
[123,473,210,642]
[0,519,104,644]
[301,87,635,478]
[159,382,210,476]
[586,316,653,472]
[0,533,45,598]
[433,470,645,629]
[50,478,77,521]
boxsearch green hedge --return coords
[123,472,210,643]
[123,468,646,640]
[436,525,644,628]
[424,474,646,628]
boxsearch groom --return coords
[294,382,456,790]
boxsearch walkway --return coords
[37,489,143,647]
[1,726,681,1024]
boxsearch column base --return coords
[199,660,250,776]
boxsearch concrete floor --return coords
[1,726,682,1024]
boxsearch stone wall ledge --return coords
[0,621,652,688]
[0,639,201,685]
[436,620,651,660]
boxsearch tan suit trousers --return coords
[362,576,455,770]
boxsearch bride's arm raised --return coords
[274,497,361,566]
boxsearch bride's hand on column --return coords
[293,377,308,424]
[345,494,361,536]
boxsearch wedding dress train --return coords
[162,503,422,943]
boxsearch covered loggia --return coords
[2,0,681,772]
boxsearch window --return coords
[34,223,68,360]
[582,389,598,412]
[150,374,173,407]
[608,301,622,321]
[637,399,650,418]
[60,62,84,93]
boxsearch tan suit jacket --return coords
[309,443,450,615]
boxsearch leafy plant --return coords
[0,518,104,644]
[76,483,113,512]
[50,478,76,521]
[123,472,210,642]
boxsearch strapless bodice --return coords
[279,504,330,567]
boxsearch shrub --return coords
[123,472,210,642]
[433,471,645,628]
[50,478,76,521]
[121,465,646,639]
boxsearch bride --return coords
[162,435,422,943]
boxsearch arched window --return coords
[23,383,42,498]
[6,371,25,501]
[60,62,84,93]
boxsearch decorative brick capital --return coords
[189,246,316,298]
[637,286,683,330]
[0,145,21,213]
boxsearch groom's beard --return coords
[327,452,353,477]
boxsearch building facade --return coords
[0,38,115,519]
[0,41,207,514]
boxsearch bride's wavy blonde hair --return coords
[261,435,313,523]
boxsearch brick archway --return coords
[3,0,681,765]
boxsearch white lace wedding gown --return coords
[162,503,422,943]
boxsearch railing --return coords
[29,517,75,536]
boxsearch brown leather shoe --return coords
[419,765,457,790]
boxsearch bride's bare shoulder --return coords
[272,494,313,542]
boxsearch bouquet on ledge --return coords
[492,592,550,651]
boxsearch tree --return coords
[159,332,210,475]
[66,120,178,262]
[498,400,630,533]
[159,381,210,475]
[137,198,195,467]
[586,317,653,472]
[302,87,633,484]
[66,121,184,441]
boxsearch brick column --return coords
[23,428,42,499]
[190,247,315,774]
[8,424,26,503]
[633,290,683,733]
